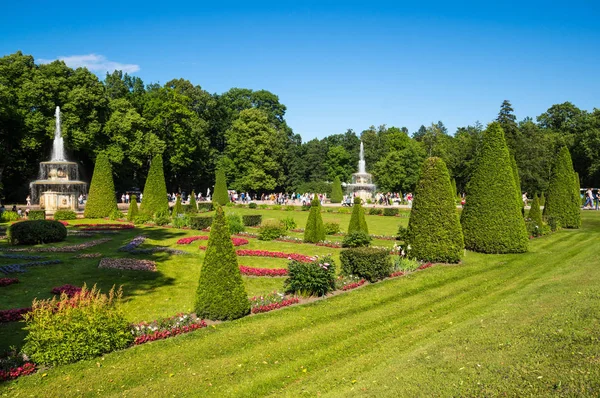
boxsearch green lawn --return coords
[1,210,599,396]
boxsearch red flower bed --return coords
[417,262,433,271]
[133,321,207,345]
[58,220,69,226]
[51,284,83,298]
[178,236,248,246]
[251,298,300,314]
[231,237,249,246]
[0,278,19,287]
[342,279,366,291]
[75,223,134,231]
[0,307,31,323]
[315,241,342,248]
[0,362,36,381]
[389,271,405,278]
[239,266,288,277]
[198,245,207,250]
[236,250,313,263]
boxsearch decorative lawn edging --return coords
[239,266,288,277]
[0,278,19,287]
[0,307,31,323]
[236,250,314,263]
[0,238,112,253]
[98,258,157,272]
[0,260,63,275]
[0,362,36,382]
[75,223,135,231]
[131,313,208,345]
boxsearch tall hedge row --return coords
[348,197,368,235]
[544,146,581,229]
[84,153,117,218]
[304,197,326,243]
[460,122,528,253]
[406,157,464,263]
[194,206,250,320]
[330,176,343,203]
[213,168,229,206]
[140,154,169,216]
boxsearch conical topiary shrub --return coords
[84,153,117,218]
[528,193,542,227]
[406,157,464,263]
[212,168,229,206]
[304,197,326,243]
[348,197,369,235]
[330,176,343,203]
[173,195,183,216]
[188,190,198,213]
[544,146,581,229]
[127,195,139,221]
[194,206,250,320]
[140,154,169,216]
[540,192,545,207]
[460,122,528,253]
[510,154,524,215]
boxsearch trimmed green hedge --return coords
[342,231,372,248]
[242,215,262,227]
[140,154,169,216]
[460,123,528,253]
[127,195,139,222]
[304,197,325,243]
[348,197,368,234]
[330,176,343,203]
[258,220,285,241]
[383,208,399,217]
[368,208,383,215]
[8,220,67,245]
[340,247,392,282]
[53,210,77,221]
[544,146,581,229]
[28,210,46,220]
[198,202,214,212]
[84,153,117,218]
[189,216,214,230]
[406,157,464,263]
[324,222,340,235]
[212,168,229,206]
[195,206,250,320]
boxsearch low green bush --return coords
[28,210,46,220]
[248,202,257,209]
[340,247,392,282]
[1,211,20,222]
[242,214,262,227]
[337,207,351,214]
[132,213,152,225]
[53,210,77,221]
[284,255,336,297]
[109,209,124,220]
[392,256,420,272]
[172,214,191,229]
[197,202,214,212]
[189,216,214,230]
[396,226,408,241]
[8,220,67,245]
[226,213,245,234]
[22,285,133,366]
[259,204,268,209]
[368,208,383,215]
[272,205,282,211]
[324,222,340,235]
[526,221,551,237]
[342,231,372,248]
[383,208,399,217]
[281,216,297,231]
[258,220,286,241]
[285,205,295,211]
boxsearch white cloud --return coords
[38,54,140,74]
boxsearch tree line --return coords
[1,51,599,203]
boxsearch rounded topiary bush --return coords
[212,168,229,206]
[406,157,464,263]
[330,176,343,203]
[348,197,368,234]
[460,122,528,253]
[194,206,250,321]
[8,220,67,245]
[304,197,325,243]
[127,195,139,222]
[140,154,169,216]
[340,247,392,282]
[544,146,581,229]
[84,153,117,218]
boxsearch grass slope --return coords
[1,212,599,396]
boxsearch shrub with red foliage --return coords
[342,279,366,291]
[0,362,36,381]
[0,307,31,323]
[236,250,314,263]
[251,298,300,314]
[239,266,288,277]
[51,284,83,298]
[0,278,19,287]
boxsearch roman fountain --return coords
[344,141,375,202]
[29,106,87,213]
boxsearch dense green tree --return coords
[544,146,581,229]
[497,100,520,152]
[460,123,528,253]
[194,206,250,320]
[325,145,353,182]
[372,140,425,192]
[407,157,464,263]
[348,197,369,234]
[304,197,326,243]
[330,176,343,203]
[212,168,229,205]
[84,153,117,218]
[140,154,169,216]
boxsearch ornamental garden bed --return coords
[98,258,157,272]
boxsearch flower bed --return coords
[234,232,258,238]
[315,240,342,248]
[0,254,46,260]
[118,236,146,252]
[0,362,36,381]
[370,234,397,241]
[276,236,303,244]
[239,266,288,277]
[74,253,103,259]
[177,235,248,247]
[389,271,405,278]
[236,250,314,263]
[131,313,207,345]
[0,238,112,253]
[51,284,82,298]
[249,292,299,314]
[98,258,157,272]
[75,223,135,231]
[0,260,63,275]
[231,237,249,246]
[0,278,19,287]
[120,236,187,255]
[341,279,366,291]
[417,262,433,271]
[0,307,31,323]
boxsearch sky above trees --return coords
[1,1,599,140]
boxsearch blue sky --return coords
[2,1,599,141]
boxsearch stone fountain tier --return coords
[30,161,87,213]
[346,172,376,202]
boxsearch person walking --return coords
[584,188,594,209]
[26,195,31,207]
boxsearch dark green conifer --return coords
[544,146,581,229]
[528,193,542,227]
[330,176,343,203]
[84,153,117,218]
[348,197,369,235]
[213,168,230,206]
[140,154,169,216]
[188,191,198,213]
[304,197,326,243]
[173,195,183,216]
[127,195,139,221]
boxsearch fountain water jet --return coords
[344,141,375,202]
[29,106,87,212]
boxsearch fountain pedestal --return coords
[344,142,375,202]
